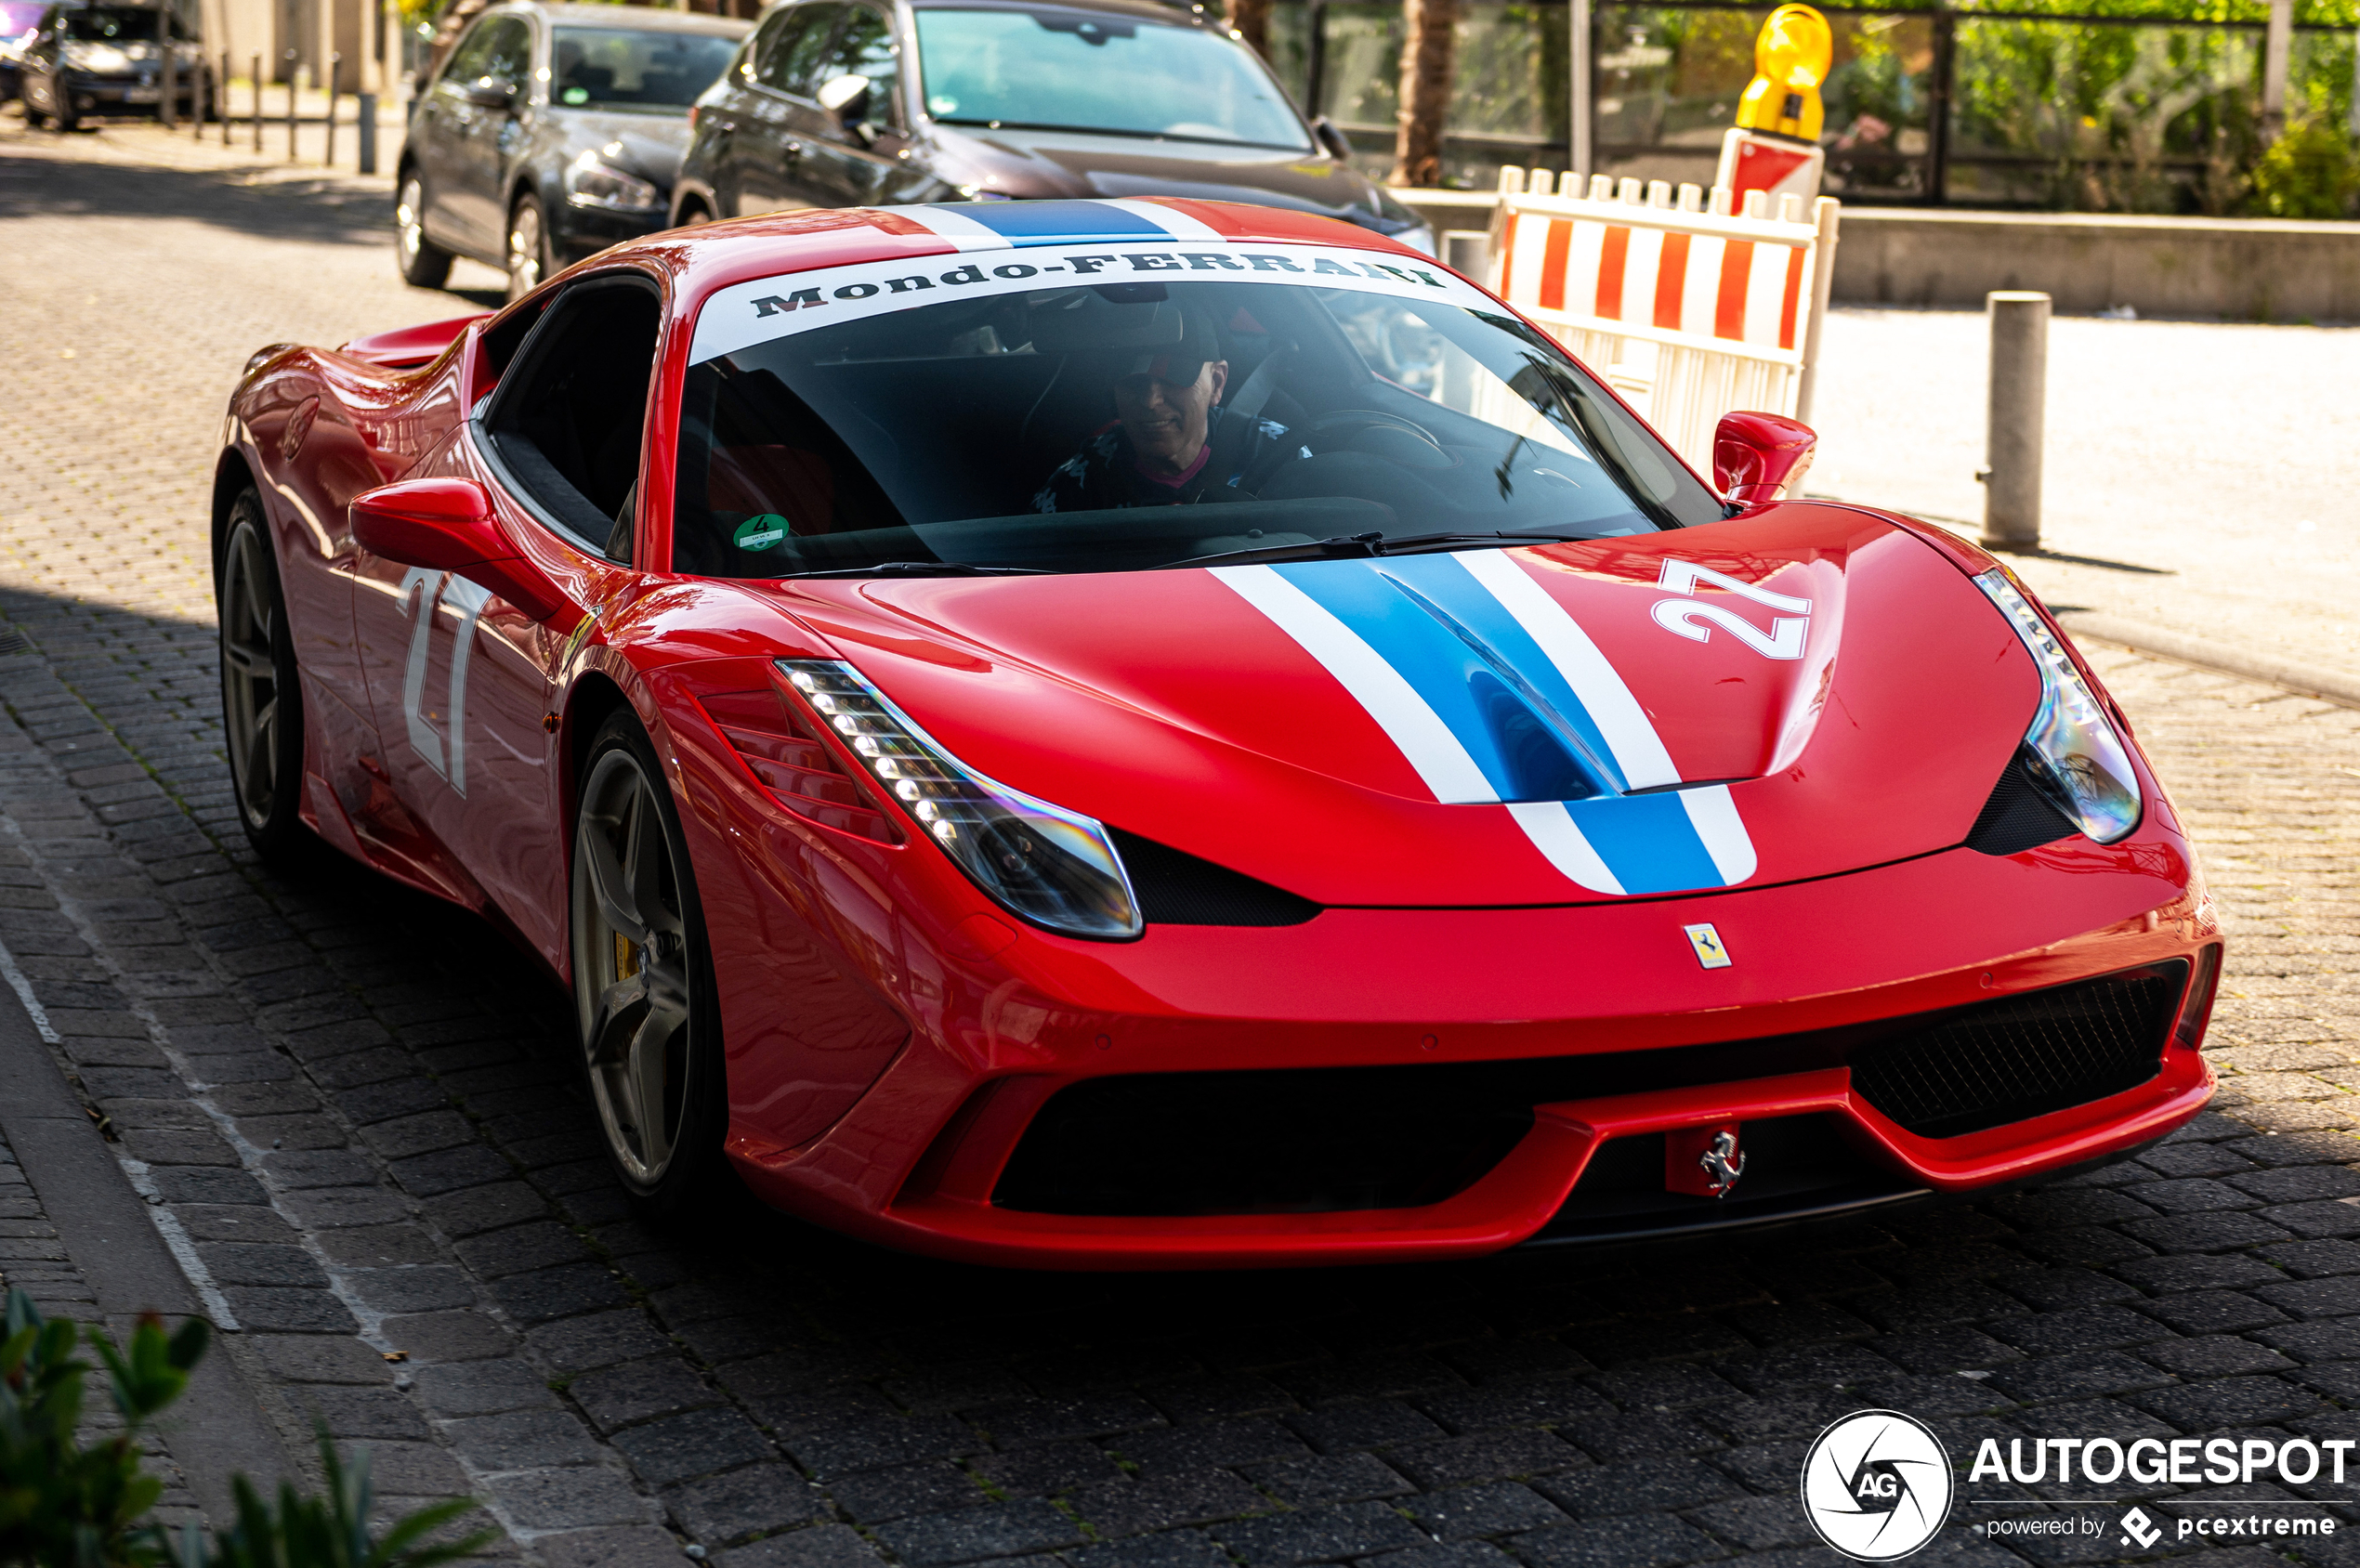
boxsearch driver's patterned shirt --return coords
[1032,413,1307,512]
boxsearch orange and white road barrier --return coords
[1485,169,1842,477]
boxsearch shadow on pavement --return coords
[0,132,396,246]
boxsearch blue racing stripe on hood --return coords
[1220,553,1759,897]
[1270,557,1606,804]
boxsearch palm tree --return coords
[1391,0,1459,187]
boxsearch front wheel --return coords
[570,712,726,1215]
[216,490,312,863]
[505,192,549,301]
[395,170,453,288]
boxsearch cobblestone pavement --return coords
[8,134,2360,1568]
[0,1113,204,1533]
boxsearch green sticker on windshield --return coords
[734,514,790,552]
[561,85,588,104]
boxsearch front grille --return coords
[988,963,2191,1217]
[991,1068,1532,1215]
[1965,749,2078,856]
[1850,962,2185,1138]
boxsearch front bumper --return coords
[727,830,2220,1270]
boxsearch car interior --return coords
[672,281,1718,578]
[481,280,661,562]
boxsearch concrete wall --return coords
[1388,189,2360,324]
[1833,209,2360,324]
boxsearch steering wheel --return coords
[1302,410,1455,469]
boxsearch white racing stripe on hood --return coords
[1209,564,1499,804]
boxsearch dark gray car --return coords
[668,0,1432,254]
[19,0,206,129]
[396,1,749,298]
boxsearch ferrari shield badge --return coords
[1684,922,1732,969]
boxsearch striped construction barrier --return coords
[1487,169,1842,477]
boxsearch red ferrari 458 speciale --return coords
[212,197,2218,1269]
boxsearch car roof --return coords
[901,0,1219,23]
[499,1,750,34]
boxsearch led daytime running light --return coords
[776,660,1142,941]
[1973,570,2143,844]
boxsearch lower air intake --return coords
[1850,961,2186,1139]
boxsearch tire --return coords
[216,490,312,864]
[570,711,728,1216]
[674,196,712,227]
[395,169,453,288]
[505,191,550,302]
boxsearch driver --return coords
[1032,307,1305,512]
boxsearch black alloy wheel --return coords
[570,712,727,1214]
[216,490,310,862]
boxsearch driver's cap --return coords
[1114,307,1220,385]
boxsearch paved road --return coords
[1809,308,2360,677]
[7,127,2360,1568]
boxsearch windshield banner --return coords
[688,235,1498,367]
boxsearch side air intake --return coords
[1107,828,1320,927]
[1965,749,2078,856]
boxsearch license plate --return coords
[124,85,159,102]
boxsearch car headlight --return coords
[64,42,128,72]
[1974,570,2143,843]
[564,150,662,213]
[777,660,1142,941]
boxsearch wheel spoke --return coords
[583,806,652,944]
[622,784,682,937]
[586,973,649,1065]
[625,1005,679,1171]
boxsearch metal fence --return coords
[1263,0,2360,208]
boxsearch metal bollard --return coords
[221,51,231,144]
[323,52,339,167]
[284,50,298,162]
[1980,290,2050,552]
[357,90,377,174]
[252,53,262,152]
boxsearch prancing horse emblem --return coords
[1698,1130,1746,1196]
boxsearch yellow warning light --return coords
[1733,4,1832,142]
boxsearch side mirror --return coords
[350,477,571,622]
[1712,411,1816,505]
[817,72,869,122]
[1310,114,1353,162]
[462,79,516,112]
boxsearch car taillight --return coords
[688,104,700,131]
[2174,943,2222,1050]
[698,686,902,845]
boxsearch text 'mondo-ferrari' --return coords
[213,196,2219,1268]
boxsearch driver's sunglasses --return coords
[1113,372,1200,402]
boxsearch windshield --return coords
[911,7,1309,150]
[552,26,737,110]
[62,7,160,38]
[674,235,1724,579]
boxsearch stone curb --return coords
[2057,611,2360,712]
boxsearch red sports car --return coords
[213,197,2218,1269]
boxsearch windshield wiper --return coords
[780,561,1058,579]
[1164,531,1598,570]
